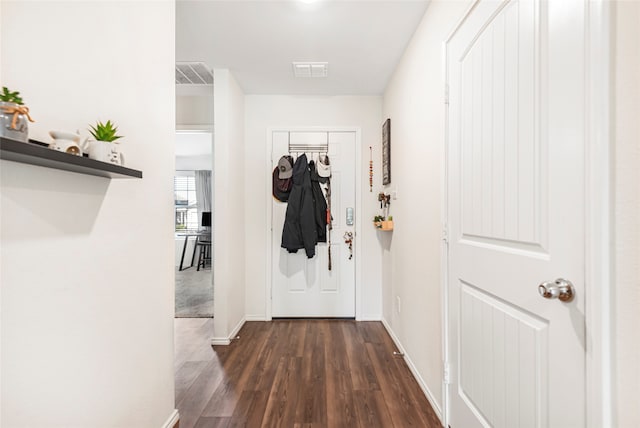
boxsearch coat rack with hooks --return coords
[287,131,329,155]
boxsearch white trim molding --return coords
[175,124,214,132]
[381,318,444,425]
[161,409,179,428]
[211,317,246,346]
[441,37,452,428]
[353,128,363,321]
[585,0,613,426]
[265,126,363,321]
[442,4,477,426]
[265,127,274,321]
[359,314,382,322]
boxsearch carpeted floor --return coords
[175,266,213,318]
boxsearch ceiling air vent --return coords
[292,62,328,78]
[176,62,213,85]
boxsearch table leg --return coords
[179,235,189,271]
[189,235,200,268]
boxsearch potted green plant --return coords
[87,120,125,165]
[89,120,122,143]
[373,215,384,228]
[0,86,35,143]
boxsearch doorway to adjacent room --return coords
[175,131,213,318]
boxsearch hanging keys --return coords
[343,231,354,260]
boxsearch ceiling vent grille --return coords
[292,62,328,78]
[176,62,213,85]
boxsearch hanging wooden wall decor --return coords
[382,118,391,185]
[369,146,373,192]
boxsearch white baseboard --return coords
[161,409,179,428]
[245,314,268,321]
[381,317,443,425]
[358,314,382,321]
[211,317,246,346]
[230,316,246,339]
[211,337,231,345]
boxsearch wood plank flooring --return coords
[175,319,442,428]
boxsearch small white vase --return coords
[88,140,125,166]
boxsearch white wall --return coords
[0,2,176,427]
[212,69,246,341]
[381,0,471,418]
[176,155,212,171]
[176,95,213,128]
[175,132,213,171]
[244,95,383,320]
[613,2,640,426]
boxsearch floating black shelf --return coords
[0,137,142,179]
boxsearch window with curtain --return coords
[194,170,212,229]
[174,172,198,232]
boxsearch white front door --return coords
[447,1,586,427]
[271,130,356,318]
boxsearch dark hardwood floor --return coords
[175,319,442,428]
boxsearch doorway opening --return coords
[174,131,213,318]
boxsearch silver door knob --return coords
[538,278,575,302]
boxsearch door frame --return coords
[264,126,363,321]
[441,1,613,427]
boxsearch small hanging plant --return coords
[89,120,123,143]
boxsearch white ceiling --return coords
[176,0,430,95]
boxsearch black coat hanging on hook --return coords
[309,160,328,243]
[281,154,317,258]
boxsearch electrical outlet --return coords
[396,296,401,314]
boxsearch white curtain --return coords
[195,170,212,229]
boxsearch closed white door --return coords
[447,1,585,427]
[271,131,356,317]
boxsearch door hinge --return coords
[442,223,449,244]
[444,83,450,105]
[444,362,451,385]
